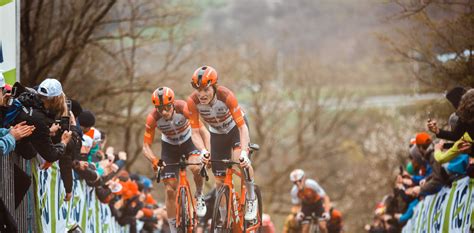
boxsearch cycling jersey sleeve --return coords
[306,179,326,197]
[186,96,201,129]
[291,186,301,205]
[144,111,157,145]
[179,100,200,128]
[224,91,245,128]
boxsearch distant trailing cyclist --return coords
[290,169,332,233]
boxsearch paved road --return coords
[322,93,444,110]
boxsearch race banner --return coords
[32,160,135,232]
[0,0,18,84]
[402,177,474,233]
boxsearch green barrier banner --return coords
[402,177,474,233]
[33,161,134,232]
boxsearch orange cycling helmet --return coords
[191,66,218,89]
[151,87,175,106]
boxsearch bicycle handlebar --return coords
[208,159,240,165]
[199,143,259,182]
[154,154,205,184]
[164,162,202,167]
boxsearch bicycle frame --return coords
[176,164,197,232]
[308,216,326,233]
[156,155,201,233]
[214,161,261,233]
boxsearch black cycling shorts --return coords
[301,200,324,224]
[160,138,199,180]
[210,125,240,177]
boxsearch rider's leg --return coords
[188,155,204,196]
[164,179,178,233]
[301,223,310,233]
[232,148,256,200]
[318,221,328,233]
[160,141,180,232]
[209,130,234,222]
[189,154,208,217]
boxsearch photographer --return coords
[428,88,474,144]
[13,78,72,162]
[0,75,35,155]
[50,108,81,200]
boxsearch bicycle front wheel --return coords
[177,187,192,233]
[210,186,232,233]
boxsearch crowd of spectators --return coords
[0,74,168,233]
[365,87,474,233]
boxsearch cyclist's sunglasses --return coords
[293,179,304,184]
[191,82,200,89]
[191,81,211,90]
[156,104,173,112]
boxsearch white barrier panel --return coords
[0,0,18,83]
[32,161,137,232]
[402,177,474,233]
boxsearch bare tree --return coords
[382,0,474,90]
[68,0,199,170]
[20,0,117,86]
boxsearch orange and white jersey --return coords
[144,100,192,145]
[187,86,245,134]
[291,179,326,205]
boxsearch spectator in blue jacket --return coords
[0,73,35,155]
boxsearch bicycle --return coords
[307,214,327,233]
[208,143,263,233]
[156,154,206,233]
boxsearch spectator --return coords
[262,214,275,233]
[433,107,471,172]
[395,198,419,224]
[13,78,72,162]
[0,122,34,156]
[428,88,474,142]
[283,206,302,233]
[327,208,343,233]
[77,110,95,134]
[84,126,102,162]
[0,74,35,155]
[405,133,449,197]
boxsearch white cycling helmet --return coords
[290,169,305,182]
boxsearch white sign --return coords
[0,0,18,83]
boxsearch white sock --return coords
[245,179,256,201]
[219,206,226,222]
[168,218,177,233]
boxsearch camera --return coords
[3,86,17,106]
[60,116,70,131]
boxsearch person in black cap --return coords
[77,110,95,134]
[427,87,473,141]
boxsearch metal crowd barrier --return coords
[0,152,36,232]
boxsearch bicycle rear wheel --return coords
[177,188,191,233]
[244,185,263,233]
[210,186,232,233]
